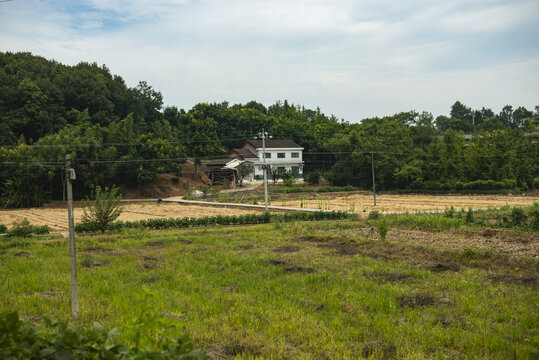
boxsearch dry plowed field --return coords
[280,193,539,212]
[0,202,262,231]
[1,194,537,231]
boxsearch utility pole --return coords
[65,154,79,319]
[371,152,376,206]
[259,129,270,212]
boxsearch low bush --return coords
[0,224,7,234]
[510,207,527,228]
[81,185,124,234]
[6,219,34,237]
[305,171,320,185]
[443,206,456,218]
[465,208,474,223]
[375,217,389,241]
[368,210,380,220]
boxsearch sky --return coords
[1,0,538,122]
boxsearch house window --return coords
[265,153,271,158]
[277,152,285,158]
[292,166,300,175]
[291,152,299,158]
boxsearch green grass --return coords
[1,218,537,359]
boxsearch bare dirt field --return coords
[1,194,537,232]
[279,193,539,213]
[0,202,262,231]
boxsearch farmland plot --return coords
[280,193,539,212]
[0,202,262,231]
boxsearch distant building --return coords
[229,139,304,180]
[202,158,242,187]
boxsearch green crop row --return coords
[74,211,351,233]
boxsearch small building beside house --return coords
[229,139,304,180]
[202,158,242,188]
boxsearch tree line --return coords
[0,52,538,207]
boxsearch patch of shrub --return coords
[368,210,380,220]
[305,171,320,186]
[318,185,361,193]
[530,203,539,231]
[465,208,474,223]
[510,207,527,228]
[75,211,350,233]
[375,217,389,241]
[81,185,124,234]
[6,219,34,237]
[443,206,455,218]
[0,310,206,359]
[0,224,7,234]
[281,170,297,187]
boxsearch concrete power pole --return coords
[260,129,269,212]
[65,154,79,319]
[371,152,376,206]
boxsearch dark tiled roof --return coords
[202,158,231,166]
[244,139,301,148]
[230,148,258,159]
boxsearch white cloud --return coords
[0,0,537,121]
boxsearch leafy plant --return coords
[6,219,34,237]
[510,207,527,228]
[465,208,474,223]
[443,206,455,218]
[0,178,46,208]
[0,310,206,359]
[530,203,539,231]
[305,171,320,185]
[236,162,253,187]
[299,195,307,208]
[0,224,6,234]
[281,170,296,187]
[81,185,124,233]
[270,166,280,187]
[368,210,380,220]
[375,217,389,241]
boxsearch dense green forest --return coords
[0,52,538,207]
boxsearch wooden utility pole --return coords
[371,152,376,206]
[65,154,79,319]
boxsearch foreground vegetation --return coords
[0,310,205,359]
[1,206,537,359]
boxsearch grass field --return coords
[1,212,537,359]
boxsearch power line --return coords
[2,149,536,168]
[0,135,257,149]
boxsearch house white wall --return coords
[247,147,304,178]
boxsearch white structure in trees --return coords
[229,139,304,179]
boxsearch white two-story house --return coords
[229,139,304,180]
